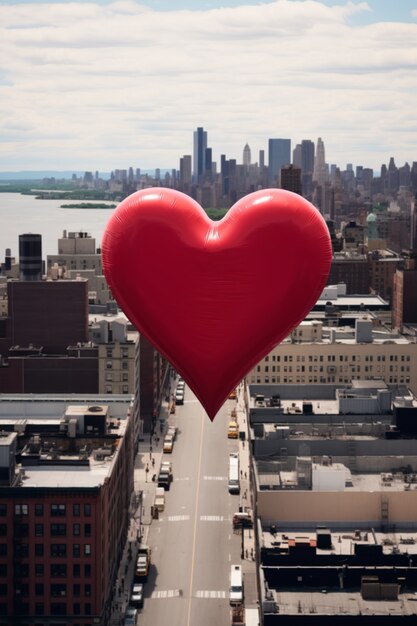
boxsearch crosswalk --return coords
[195,590,227,599]
[150,589,227,600]
[150,589,182,599]
[203,475,227,481]
[199,515,226,522]
[165,515,190,522]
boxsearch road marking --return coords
[228,553,231,562]
[186,407,205,626]
[199,515,225,521]
[203,476,227,481]
[176,477,190,481]
[195,590,227,599]
[151,589,182,599]
[164,515,190,522]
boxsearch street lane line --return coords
[186,408,205,626]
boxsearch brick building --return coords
[0,397,133,625]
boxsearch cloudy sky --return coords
[1,0,417,173]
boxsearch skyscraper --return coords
[268,138,291,185]
[193,126,208,181]
[179,155,192,186]
[300,139,315,198]
[243,144,251,168]
[313,137,327,187]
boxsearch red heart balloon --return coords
[102,188,332,419]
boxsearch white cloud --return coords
[0,0,416,171]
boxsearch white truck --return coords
[154,486,165,511]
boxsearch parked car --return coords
[124,605,138,625]
[163,435,174,453]
[175,390,184,405]
[167,426,178,440]
[131,583,144,608]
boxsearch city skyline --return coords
[1,1,417,172]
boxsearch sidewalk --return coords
[235,384,259,613]
[108,385,174,624]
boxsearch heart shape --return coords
[102,188,331,419]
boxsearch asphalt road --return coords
[139,386,242,626]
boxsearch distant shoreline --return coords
[60,203,117,209]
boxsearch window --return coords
[73,564,80,577]
[106,361,112,369]
[73,504,80,517]
[106,373,113,382]
[35,544,43,557]
[35,603,44,616]
[84,564,91,577]
[122,385,129,393]
[0,565,6,576]
[50,544,66,558]
[84,544,91,556]
[14,544,28,558]
[0,545,6,556]
[74,602,81,615]
[35,524,43,537]
[84,524,91,537]
[106,349,113,358]
[73,524,80,536]
[0,525,6,537]
[0,505,6,516]
[84,504,91,517]
[84,584,91,597]
[51,584,67,597]
[73,544,80,558]
[73,584,80,597]
[51,564,66,577]
[15,564,28,577]
[35,584,44,596]
[122,361,128,370]
[15,583,29,596]
[51,603,67,616]
[85,603,91,615]
[14,504,28,516]
[35,564,44,577]
[106,385,112,394]
[122,373,129,382]
[51,524,66,537]
[51,504,66,516]
[0,585,6,596]
[14,523,28,538]
[35,504,43,516]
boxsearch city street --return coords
[139,386,243,626]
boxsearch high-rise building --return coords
[300,139,315,198]
[268,138,291,185]
[193,126,208,181]
[280,165,302,195]
[243,144,251,168]
[292,144,302,168]
[179,155,192,186]
[313,137,327,187]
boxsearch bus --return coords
[229,564,243,605]
[228,453,240,494]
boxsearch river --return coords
[0,192,118,260]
